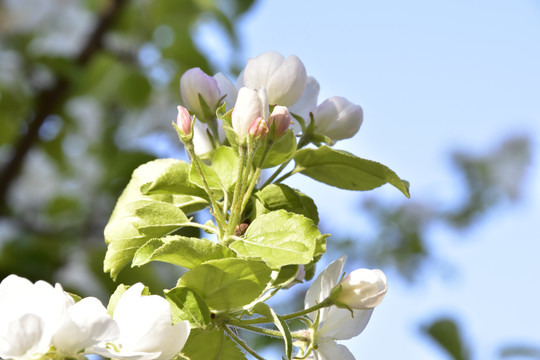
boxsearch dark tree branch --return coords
[0,0,128,213]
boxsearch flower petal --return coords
[304,256,346,322]
[319,307,373,341]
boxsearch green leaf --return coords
[230,210,322,268]
[211,146,240,193]
[165,286,211,328]
[139,159,209,214]
[132,235,236,269]
[293,146,410,197]
[253,184,319,225]
[271,265,300,288]
[178,258,272,310]
[180,328,246,360]
[255,130,297,169]
[189,159,224,192]
[104,159,196,279]
[253,302,293,360]
[422,318,469,360]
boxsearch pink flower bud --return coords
[248,117,268,139]
[268,106,291,138]
[176,106,192,135]
[336,268,387,310]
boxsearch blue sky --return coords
[199,0,540,358]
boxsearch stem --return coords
[227,144,247,236]
[273,168,300,184]
[238,140,273,214]
[231,298,333,325]
[185,142,226,237]
[186,222,218,235]
[261,160,289,188]
[233,324,285,339]
[223,326,266,360]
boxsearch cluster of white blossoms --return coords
[178,51,364,153]
[0,275,190,360]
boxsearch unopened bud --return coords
[176,106,192,135]
[268,106,291,138]
[248,117,268,139]
[334,268,387,310]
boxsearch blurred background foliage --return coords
[0,1,535,359]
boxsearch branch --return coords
[0,0,128,213]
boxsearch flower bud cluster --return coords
[0,275,189,360]
[177,51,365,152]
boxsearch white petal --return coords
[242,51,284,90]
[289,76,320,133]
[154,320,190,360]
[316,340,355,360]
[266,55,307,106]
[0,313,48,360]
[192,122,214,156]
[53,297,119,355]
[214,72,238,111]
[319,307,373,340]
[304,256,346,322]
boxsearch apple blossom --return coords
[336,268,387,310]
[248,117,268,139]
[301,257,384,360]
[289,76,320,133]
[192,121,214,156]
[232,87,269,141]
[52,297,119,357]
[239,51,307,106]
[268,105,291,138]
[175,105,192,136]
[0,275,71,360]
[180,67,221,122]
[213,72,238,112]
[92,283,190,360]
[312,96,363,142]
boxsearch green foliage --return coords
[253,184,319,224]
[181,328,246,360]
[177,258,272,310]
[230,210,323,268]
[165,286,211,328]
[253,302,293,359]
[132,235,236,269]
[293,146,410,197]
[423,318,470,360]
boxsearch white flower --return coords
[213,72,238,112]
[302,257,383,360]
[312,97,363,142]
[0,275,70,360]
[337,269,387,310]
[180,68,221,122]
[232,87,269,141]
[289,76,320,133]
[239,51,307,106]
[92,283,190,360]
[192,121,214,156]
[52,297,119,356]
